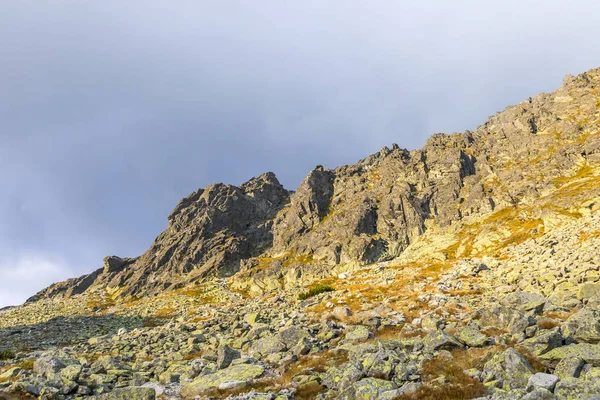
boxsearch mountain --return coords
[1,67,600,400]
[31,67,600,302]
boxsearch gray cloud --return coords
[1,0,599,306]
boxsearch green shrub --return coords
[298,285,334,300]
[0,350,15,360]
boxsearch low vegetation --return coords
[0,350,15,361]
[298,284,335,300]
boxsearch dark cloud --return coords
[1,0,599,306]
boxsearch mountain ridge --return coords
[30,66,600,302]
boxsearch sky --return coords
[1,1,599,307]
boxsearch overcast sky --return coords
[1,1,599,307]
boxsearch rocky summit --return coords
[2,67,600,400]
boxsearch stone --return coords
[351,377,398,400]
[553,357,584,379]
[563,309,600,344]
[181,364,265,395]
[577,283,600,300]
[501,292,546,314]
[244,313,258,326]
[519,327,563,356]
[0,367,22,380]
[527,373,560,392]
[216,345,240,369]
[250,336,286,356]
[521,388,558,400]
[59,364,83,382]
[482,348,534,390]
[554,377,600,399]
[33,355,66,378]
[423,330,464,352]
[455,326,490,347]
[345,326,371,343]
[540,344,600,367]
[333,306,353,320]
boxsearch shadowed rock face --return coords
[30,66,600,301]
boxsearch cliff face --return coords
[30,67,600,301]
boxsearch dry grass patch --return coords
[543,310,577,321]
[537,319,561,330]
[182,351,204,361]
[480,327,508,337]
[373,326,426,340]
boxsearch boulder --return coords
[423,330,463,352]
[181,364,265,395]
[33,355,66,378]
[216,345,240,369]
[554,377,600,399]
[519,327,563,356]
[526,373,559,392]
[250,336,286,357]
[345,326,371,343]
[333,306,353,320]
[501,292,546,314]
[482,348,534,390]
[577,283,600,300]
[553,357,584,379]
[562,309,600,344]
[349,377,398,400]
[540,344,600,367]
[455,326,490,347]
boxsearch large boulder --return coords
[553,357,584,379]
[181,364,265,395]
[554,377,600,399]
[455,326,491,347]
[540,343,600,367]
[526,373,559,392]
[501,292,546,314]
[519,327,563,356]
[250,336,286,357]
[33,355,66,378]
[423,330,464,352]
[478,306,534,335]
[216,345,240,369]
[482,348,534,390]
[562,309,600,344]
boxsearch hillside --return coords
[1,67,600,399]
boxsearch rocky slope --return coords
[1,66,600,400]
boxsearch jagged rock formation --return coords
[30,67,600,302]
[31,172,290,300]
